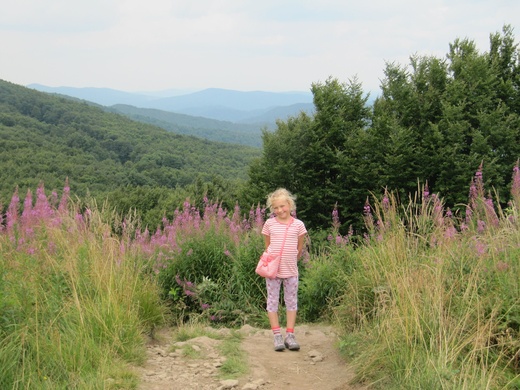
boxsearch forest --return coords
[0,79,260,227]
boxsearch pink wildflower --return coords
[21,189,33,225]
[511,161,520,201]
[6,187,20,231]
[332,204,340,230]
[423,183,430,199]
[474,239,486,257]
[382,195,390,210]
[58,178,70,213]
[496,261,509,272]
[364,198,372,216]
[444,226,457,239]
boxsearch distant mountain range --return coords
[27,84,315,124]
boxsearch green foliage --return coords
[157,224,267,327]
[245,25,520,235]
[298,248,356,322]
[0,79,260,206]
[330,182,520,389]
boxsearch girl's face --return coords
[271,198,291,221]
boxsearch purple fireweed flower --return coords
[465,207,472,223]
[473,163,484,200]
[512,162,520,200]
[6,187,20,231]
[477,220,486,234]
[475,165,483,180]
[469,184,478,204]
[75,213,84,225]
[423,184,430,199]
[364,199,372,216]
[484,197,499,227]
[255,206,265,228]
[58,178,70,213]
[24,227,34,237]
[21,189,33,225]
[47,241,56,254]
[336,235,348,246]
[218,206,227,220]
[332,205,340,230]
[51,191,58,207]
[474,239,486,257]
[34,183,53,219]
[201,303,210,310]
[496,261,509,272]
[382,195,390,211]
[445,208,452,218]
[444,226,457,239]
[224,249,232,257]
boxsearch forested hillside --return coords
[0,79,260,204]
[107,104,265,147]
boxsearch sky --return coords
[1,0,518,95]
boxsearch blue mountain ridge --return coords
[27,84,315,123]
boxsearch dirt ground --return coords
[136,323,368,390]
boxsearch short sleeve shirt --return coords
[261,217,307,278]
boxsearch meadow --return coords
[0,163,519,389]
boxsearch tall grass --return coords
[328,164,520,389]
[0,184,166,389]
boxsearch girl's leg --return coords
[286,310,297,330]
[283,277,300,350]
[266,278,284,351]
[283,276,299,328]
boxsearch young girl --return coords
[261,188,308,351]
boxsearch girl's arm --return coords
[263,234,270,251]
[297,234,306,259]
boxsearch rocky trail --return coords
[136,323,368,390]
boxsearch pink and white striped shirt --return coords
[261,217,307,278]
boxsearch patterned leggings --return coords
[266,276,298,312]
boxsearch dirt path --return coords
[136,323,366,390]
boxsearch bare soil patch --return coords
[136,323,367,390]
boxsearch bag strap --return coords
[278,217,293,257]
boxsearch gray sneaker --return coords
[284,333,300,351]
[274,334,285,351]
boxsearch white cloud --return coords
[0,0,518,92]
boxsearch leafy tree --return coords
[246,77,372,231]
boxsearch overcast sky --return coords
[1,0,518,94]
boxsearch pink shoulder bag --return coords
[255,218,292,279]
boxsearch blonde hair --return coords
[266,188,297,213]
